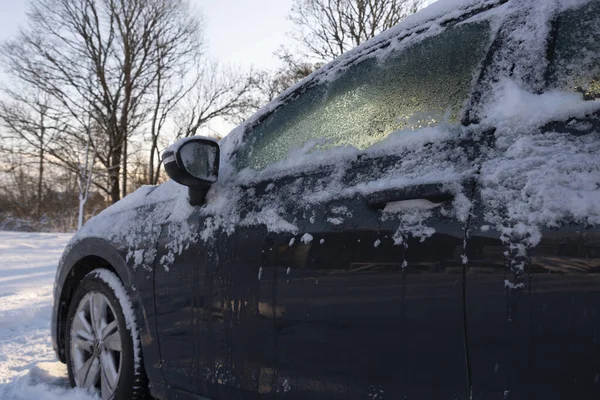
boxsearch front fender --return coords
[51,236,164,384]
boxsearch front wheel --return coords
[65,268,147,400]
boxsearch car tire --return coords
[65,268,148,400]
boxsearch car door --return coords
[465,1,600,398]
[219,13,496,400]
[244,165,473,400]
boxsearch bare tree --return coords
[1,0,202,203]
[144,60,261,184]
[0,90,66,216]
[0,88,107,229]
[0,152,40,218]
[0,151,107,231]
[145,17,201,184]
[174,62,261,139]
[288,0,423,62]
[258,0,421,100]
[140,0,204,186]
[256,49,323,101]
[76,119,97,230]
[146,63,193,185]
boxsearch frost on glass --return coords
[179,141,217,182]
[237,21,491,171]
[548,1,600,100]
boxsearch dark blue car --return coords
[52,0,600,398]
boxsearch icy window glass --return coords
[179,141,218,182]
[237,21,491,171]
[548,1,600,100]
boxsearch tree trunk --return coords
[77,194,86,230]
[153,154,162,185]
[149,135,163,185]
[148,137,156,185]
[37,146,44,217]
[121,138,128,198]
[109,148,122,204]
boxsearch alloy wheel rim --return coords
[70,291,123,400]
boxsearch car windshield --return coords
[236,19,492,171]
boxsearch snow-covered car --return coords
[51,0,600,399]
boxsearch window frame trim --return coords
[230,0,510,173]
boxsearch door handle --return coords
[365,183,454,210]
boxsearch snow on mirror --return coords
[179,140,218,183]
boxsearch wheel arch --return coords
[54,238,141,363]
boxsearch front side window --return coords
[236,20,492,171]
[548,1,600,100]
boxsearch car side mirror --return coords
[162,136,220,206]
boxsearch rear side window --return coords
[548,1,600,100]
[236,21,492,171]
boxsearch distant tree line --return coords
[0,0,422,231]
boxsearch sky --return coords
[0,1,28,45]
[0,0,295,71]
[199,0,295,70]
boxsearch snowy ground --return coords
[0,231,97,400]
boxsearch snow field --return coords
[0,231,96,400]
